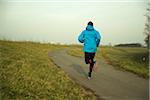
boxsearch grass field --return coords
[0,40,95,100]
[67,45,149,78]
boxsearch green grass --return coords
[67,46,149,78]
[0,40,95,100]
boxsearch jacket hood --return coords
[86,25,94,31]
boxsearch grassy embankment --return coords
[0,40,95,100]
[67,45,149,78]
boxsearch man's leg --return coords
[85,52,89,64]
[88,53,95,78]
[88,59,94,77]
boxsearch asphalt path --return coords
[49,50,149,100]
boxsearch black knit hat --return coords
[87,21,93,26]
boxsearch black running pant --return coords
[84,52,95,73]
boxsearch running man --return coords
[78,21,101,79]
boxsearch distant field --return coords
[67,46,149,78]
[0,40,95,99]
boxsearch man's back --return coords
[78,24,101,53]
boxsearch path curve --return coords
[49,50,149,100]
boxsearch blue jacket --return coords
[78,25,101,53]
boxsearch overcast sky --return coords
[0,0,149,45]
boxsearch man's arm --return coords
[78,31,85,43]
[96,31,101,47]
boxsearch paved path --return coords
[49,50,149,100]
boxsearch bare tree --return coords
[144,3,150,48]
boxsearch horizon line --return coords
[6,0,147,3]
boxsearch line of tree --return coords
[115,43,142,47]
[144,3,150,48]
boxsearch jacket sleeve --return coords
[78,31,85,43]
[96,31,101,47]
